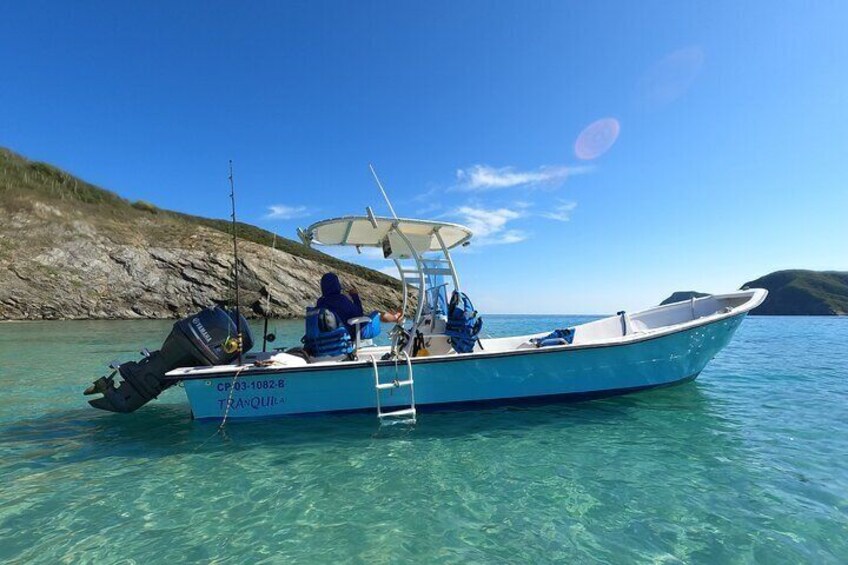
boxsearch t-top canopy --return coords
[301,216,473,252]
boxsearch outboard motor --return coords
[84,306,254,413]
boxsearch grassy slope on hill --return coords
[0,147,400,289]
[742,270,848,315]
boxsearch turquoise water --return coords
[0,315,846,563]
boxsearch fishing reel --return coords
[222,335,242,355]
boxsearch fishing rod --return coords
[228,160,243,364]
[262,233,277,352]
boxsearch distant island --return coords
[661,270,848,316]
[0,147,403,320]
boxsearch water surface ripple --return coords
[0,316,846,562]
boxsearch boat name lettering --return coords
[217,395,285,411]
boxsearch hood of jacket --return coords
[320,272,342,296]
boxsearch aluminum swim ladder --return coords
[372,354,417,425]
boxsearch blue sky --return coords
[2,2,846,314]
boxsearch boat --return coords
[84,210,767,423]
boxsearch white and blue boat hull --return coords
[180,311,747,421]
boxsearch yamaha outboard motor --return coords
[84,306,254,413]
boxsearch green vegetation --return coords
[742,270,848,316]
[1,149,126,206]
[131,200,159,213]
[0,147,400,289]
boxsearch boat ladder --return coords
[372,354,417,425]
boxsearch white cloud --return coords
[456,164,592,191]
[455,205,527,246]
[264,204,310,219]
[542,201,578,222]
[489,230,527,245]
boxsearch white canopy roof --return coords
[301,216,473,251]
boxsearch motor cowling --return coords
[85,306,254,413]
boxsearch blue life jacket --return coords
[531,328,575,348]
[302,307,354,358]
[445,291,483,354]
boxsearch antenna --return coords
[228,160,243,364]
[368,163,398,219]
[262,233,277,352]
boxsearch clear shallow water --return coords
[0,315,846,563]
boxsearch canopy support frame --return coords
[390,223,426,357]
[388,225,464,358]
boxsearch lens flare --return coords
[574,118,620,160]
[637,46,704,106]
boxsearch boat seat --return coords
[348,315,376,353]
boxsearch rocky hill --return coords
[0,148,405,320]
[659,270,848,315]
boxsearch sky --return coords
[2,1,846,314]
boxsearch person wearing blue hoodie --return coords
[316,272,403,337]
